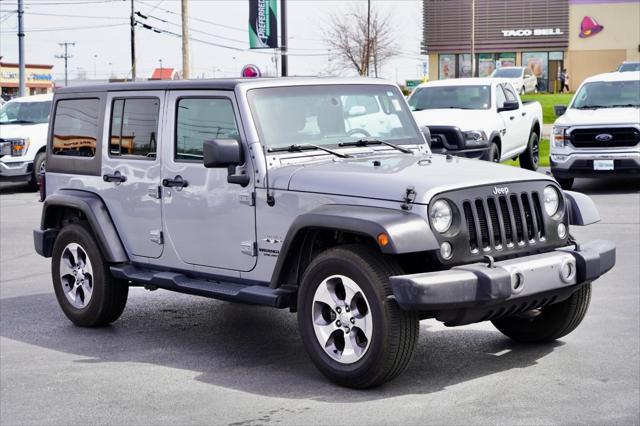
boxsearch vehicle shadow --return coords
[0,182,34,195]
[571,176,640,195]
[0,290,562,401]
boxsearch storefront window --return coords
[458,54,472,77]
[496,53,516,69]
[439,54,456,80]
[522,52,549,92]
[478,53,496,77]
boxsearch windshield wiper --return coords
[0,119,39,125]
[268,143,351,158]
[575,105,609,109]
[338,138,413,154]
[610,104,639,108]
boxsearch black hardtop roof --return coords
[54,78,264,94]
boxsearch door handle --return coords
[103,171,127,183]
[521,112,527,116]
[509,116,515,120]
[162,175,188,190]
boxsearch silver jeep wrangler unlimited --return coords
[34,78,615,388]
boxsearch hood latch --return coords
[401,186,417,211]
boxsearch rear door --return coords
[161,90,257,271]
[100,92,165,259]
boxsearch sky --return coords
[0,0,426,84]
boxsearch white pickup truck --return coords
[409,78,543,170]
[550,71,640,189]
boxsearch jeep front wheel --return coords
[52,223,129,327]
[297,245,419,388]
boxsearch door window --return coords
[175,98,239,161]
[109,98,160,158]
[503,84,518,103]
[495,86,507,109]
[52,98,100,157]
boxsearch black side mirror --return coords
[203,139,249,186]
[420,126,432,148]
[498,100,519,112]
[554,105,567,116]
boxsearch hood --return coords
[555,107,640,127]
[412,109,490,132]
[0,122,48,139]
[270,153,553,204]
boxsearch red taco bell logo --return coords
[579,16,604,38]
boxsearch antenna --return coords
[262,145,275,206]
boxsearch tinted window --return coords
[52,98,99,157]
[176,98,239,160]
[492,68,522,78]
[110,98,159,158]
[409,85,491,110]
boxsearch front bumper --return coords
[0,160,33,182]
[390,240,615,321]
[550,150,640,178]
[431,146,489,160]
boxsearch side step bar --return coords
[110,265,295,309]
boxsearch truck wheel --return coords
[297,244,419,388]
[519,132,539,171]
[488,142,500,163]
[28,152,46,191]
[492,283,591,343]
[51,223,128,327]
[520,86,526,95]
[555,177,574,190]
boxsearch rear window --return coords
[52,98,100,157]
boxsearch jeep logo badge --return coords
[493,186,509,195]
[595,133,613,142]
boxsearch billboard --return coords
[249,0,278,49]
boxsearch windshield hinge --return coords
[401,186,417,211]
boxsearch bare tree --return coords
[324,7,396,77]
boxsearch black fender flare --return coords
[269,205,438,287]
[529,118,541,137]
[35,189,128,262]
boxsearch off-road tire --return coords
[28,151,45,191]
[519,131,539,171]
[492,283,591,343]
[52,223,128,327]
[297,244,419,388]
[487,141,500,163]
[555,177,574,190]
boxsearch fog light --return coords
[440,242,453,260]
[557,223,567,239]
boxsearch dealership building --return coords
[0,62,54,97]
[423,0,640,91]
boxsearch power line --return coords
[136,11,246,45]
[0,23,127,33]
[55,41,75,86]
[21,11,128,20]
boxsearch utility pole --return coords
[181,0,190,79]
[130,0,136,81]
[281,0,288,76]
[17,0,26,97]
[471,0,476,77]
[366,0,371,77]
[55,42,75,87]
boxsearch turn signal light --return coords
[377,233,389,247]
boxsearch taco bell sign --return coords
[501,28,564,37]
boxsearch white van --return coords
[0,94,53,189]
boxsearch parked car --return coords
[491,66,538,94]
[409,78,543,170]
[0,94,52,189]
[551,71,640,189]
[617,61,640,72]
[34,78,615,388]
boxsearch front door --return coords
[161,91,257,272]
[100,92,165,259]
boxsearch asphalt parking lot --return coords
[1,176,638,425]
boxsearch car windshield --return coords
[409,85,491,110]
[492,68,522,78]
[572,80,640,109]
[0,100,51,125]
[618,63,640,72]
[247,84,422,150]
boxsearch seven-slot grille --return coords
[570,127,639,148]
[462,192,545,253]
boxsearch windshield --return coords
[618,63,640,72]
[0,100,51,125]
[492,68,522,78]
[409,85,491,110]
[247,85,421,150]
[571,80,640,109]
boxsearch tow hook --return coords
[483,255,496,268]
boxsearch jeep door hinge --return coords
[150,230,163,245]
[240,241,257,257]
[239,190,256,206]
[148,185,162,199]
[401,186,417,210]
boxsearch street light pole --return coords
[17,0,26,97]
[471,0,476,77]
[130,0,136,81]
[281,0,288,76]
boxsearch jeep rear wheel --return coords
[492,283,591,343]
[52,223,128,327]
[297,245,419,388]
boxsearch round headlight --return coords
[430,200,453,233]
[543,186,560,216]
